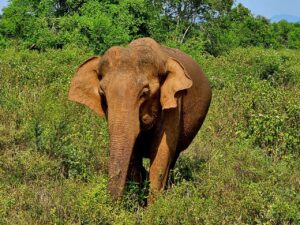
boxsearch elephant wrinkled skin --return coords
[68,38,212,202]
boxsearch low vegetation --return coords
[0,45,299,224]
[1,0,299,224]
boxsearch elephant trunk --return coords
[107,105,140,199]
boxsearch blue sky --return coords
[0,0,300,19]
[0,0,7,13]
[235,0,300,18]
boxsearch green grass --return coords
[0,46,299,224]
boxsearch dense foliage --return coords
[1,0,300,55]
[0,0,299,224]
[0,46,299,224]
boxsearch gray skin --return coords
[68,38,212,201]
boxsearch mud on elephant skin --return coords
[68,37,212,202]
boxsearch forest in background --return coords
[1,0,300,55]
[0,0,299,224]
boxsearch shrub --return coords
[0,46,299,224]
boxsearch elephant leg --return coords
[167,151,181,187]
[149,104,181,202]
[127,154,145,185]
[170,151,180,170]
[126,134,150,186]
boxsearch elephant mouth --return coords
[140,114,157,131]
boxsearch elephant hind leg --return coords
[170,150,181,170]
[166,150,181,187]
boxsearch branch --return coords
[180,24,192,44]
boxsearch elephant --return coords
[68,37,211,202]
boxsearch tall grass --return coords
[0,46,299,224]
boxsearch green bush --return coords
[0,47,299,224]
[143,145,300,224]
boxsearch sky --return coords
[235,0,300,18]
[0,0,7,13]
[0,0,300,19]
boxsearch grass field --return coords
[0,46,299,224]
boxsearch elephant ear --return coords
[68,56,105,116]
[160,58,193,110]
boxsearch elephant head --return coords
[68,38,192,198]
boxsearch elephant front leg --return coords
[149,106,180,202]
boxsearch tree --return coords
[0,0,161,52]
[0,0,299,53]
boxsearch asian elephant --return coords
[68,37,211,201]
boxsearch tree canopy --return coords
[0,0,299,55]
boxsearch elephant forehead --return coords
[100,46,164,75]
[100,69,149,89]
